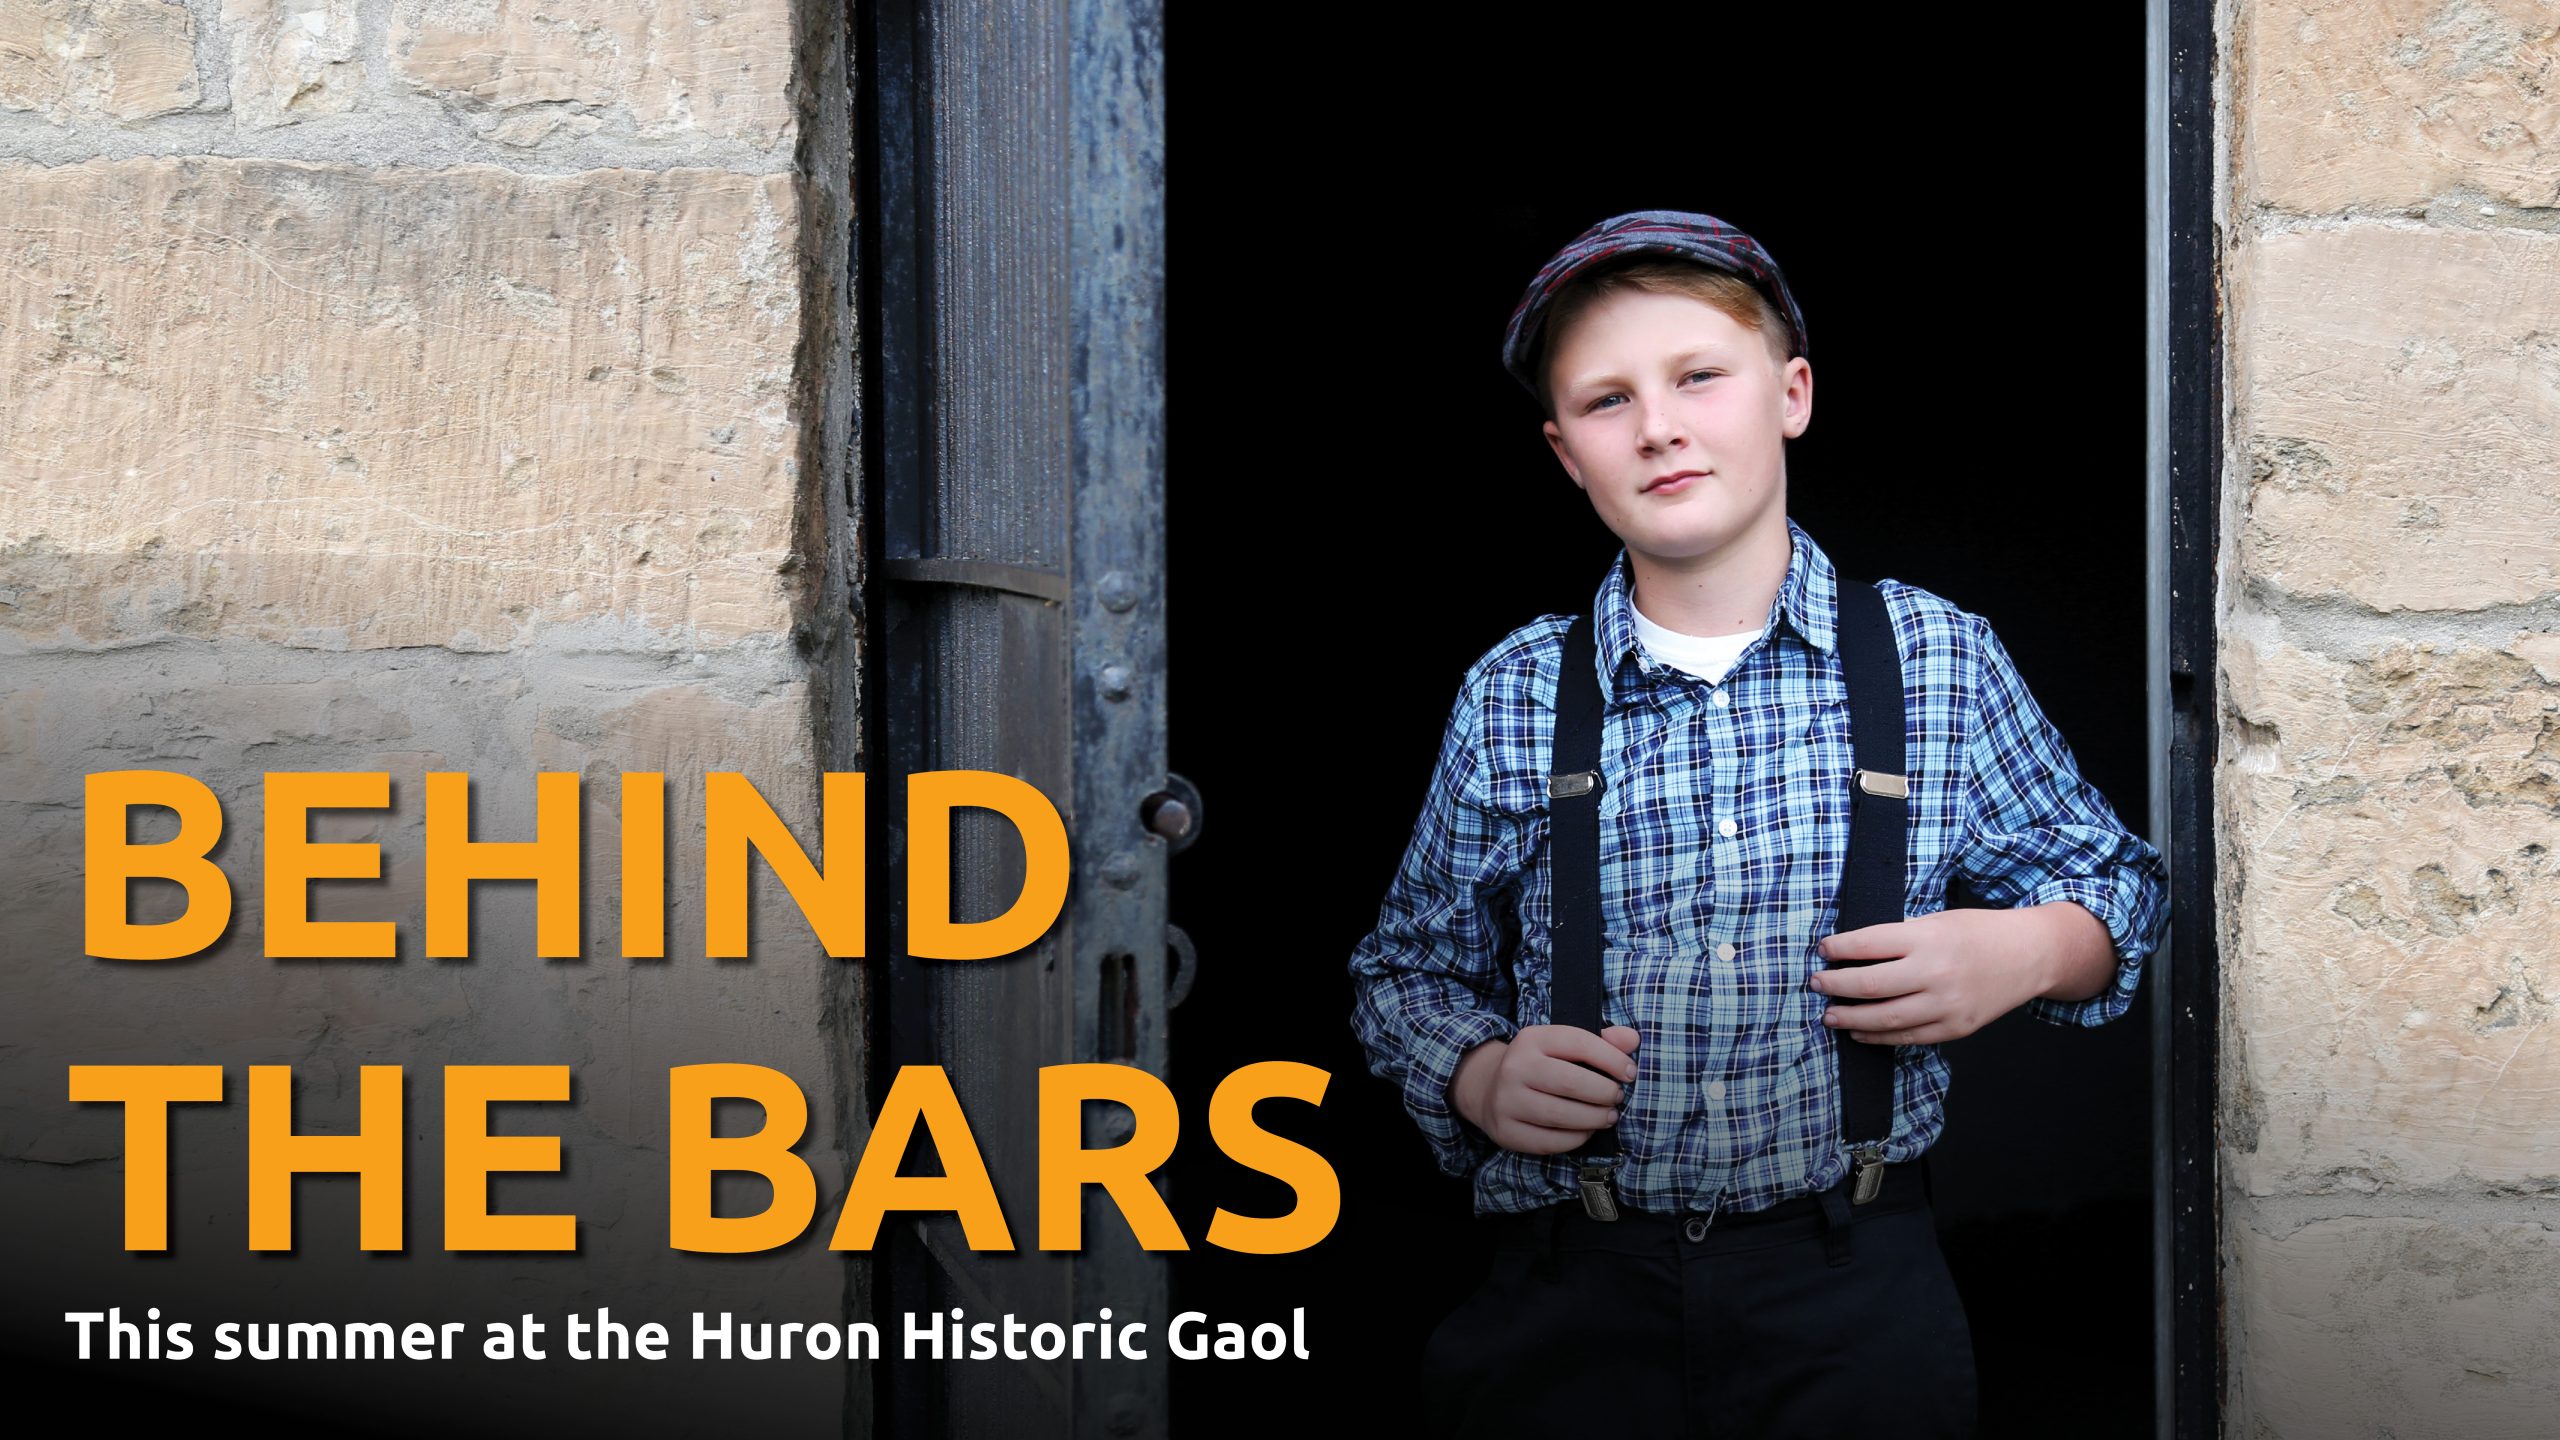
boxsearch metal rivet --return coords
[1683,1217,1709,1243]
[1141,775,1203,854]
[1098,571,1141,613]
[1101,854,1142,891]
[1099,664,1134,701]
[1143,795,1193,842]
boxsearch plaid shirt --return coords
[1347,516,2169,1217]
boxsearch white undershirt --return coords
[1629,603,1759,685]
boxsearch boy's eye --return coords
[1686,369,1719,384]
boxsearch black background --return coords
[1161,17,2155,1439]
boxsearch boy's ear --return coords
[1780,357,1814,439]
[1541,421,1588,491]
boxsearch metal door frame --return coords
[2150,1,2223,1435]
[855,0,1170,1435]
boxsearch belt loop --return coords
[1532,1206,1561,1282]
[1817,1184,1855,1267]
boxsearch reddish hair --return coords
[1532,257,1799,420]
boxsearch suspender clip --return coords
[1576,1159,1621,1222]
[1849,1143,1887,1205]
[1853,769,1908,800]
[1550,770,1600,799]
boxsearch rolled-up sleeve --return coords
[1347,674,1524,1178]
[1950,615,2169,1028]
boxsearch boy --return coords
[1345,210,2170,1436]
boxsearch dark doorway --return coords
[1159,19,2156,1439]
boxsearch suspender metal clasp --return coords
[1853,769,1908,799]
[1577,1159,1621,1221]
[1550,770,1600,799]
[1849,1143,1887,1205]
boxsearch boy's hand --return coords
[1448,1024,1640,1155]
[1808,901,2118,1045]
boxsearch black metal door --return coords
[858,0,1169,1435]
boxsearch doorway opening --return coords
[1155,13,2220,1440]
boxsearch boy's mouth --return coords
[1644,470,1708,494]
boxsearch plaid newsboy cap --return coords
[1500,209,1810,399]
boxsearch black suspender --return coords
[1829,576,1909,1200]
[1547,578,1907,1221]
[1547,614,1619,1218]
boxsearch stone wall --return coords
[0,1,861,1430]
[2222,2,2560,1434]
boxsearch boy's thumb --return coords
[1602,1026,1640,1055]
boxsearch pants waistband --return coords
[1492,1159,1931,1258]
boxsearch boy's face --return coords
[1540,287,1812,568]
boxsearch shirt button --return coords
[1717,942,1738,961]
[1711,689,1730,708]
[1705,1080,1727,1101]
[1683,1216,1711,1243]
[1717,818,1739,838]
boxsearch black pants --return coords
[1419,1162,1978,1439]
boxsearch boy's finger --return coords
[1514,1091,1619,1131]
[1815,922,1914,963]
[1600,1025,1641,1056]
[1522,1053,1626,1107]
[1810,956,1924,1000]
[1544,1028,1638,1081]
[1823,997,1927,1033]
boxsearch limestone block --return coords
[2231,1213,2560,1438]
[0,646,846,1433]
[0,157,808,652]
[2235,225,2560,611]
[2244,0,2560,213]
[0,0,198,122]
[2220,626,2560,1195]
[390,0,796,150]
[224,0,362,128]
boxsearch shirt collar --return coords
[1589,516,1838,704]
